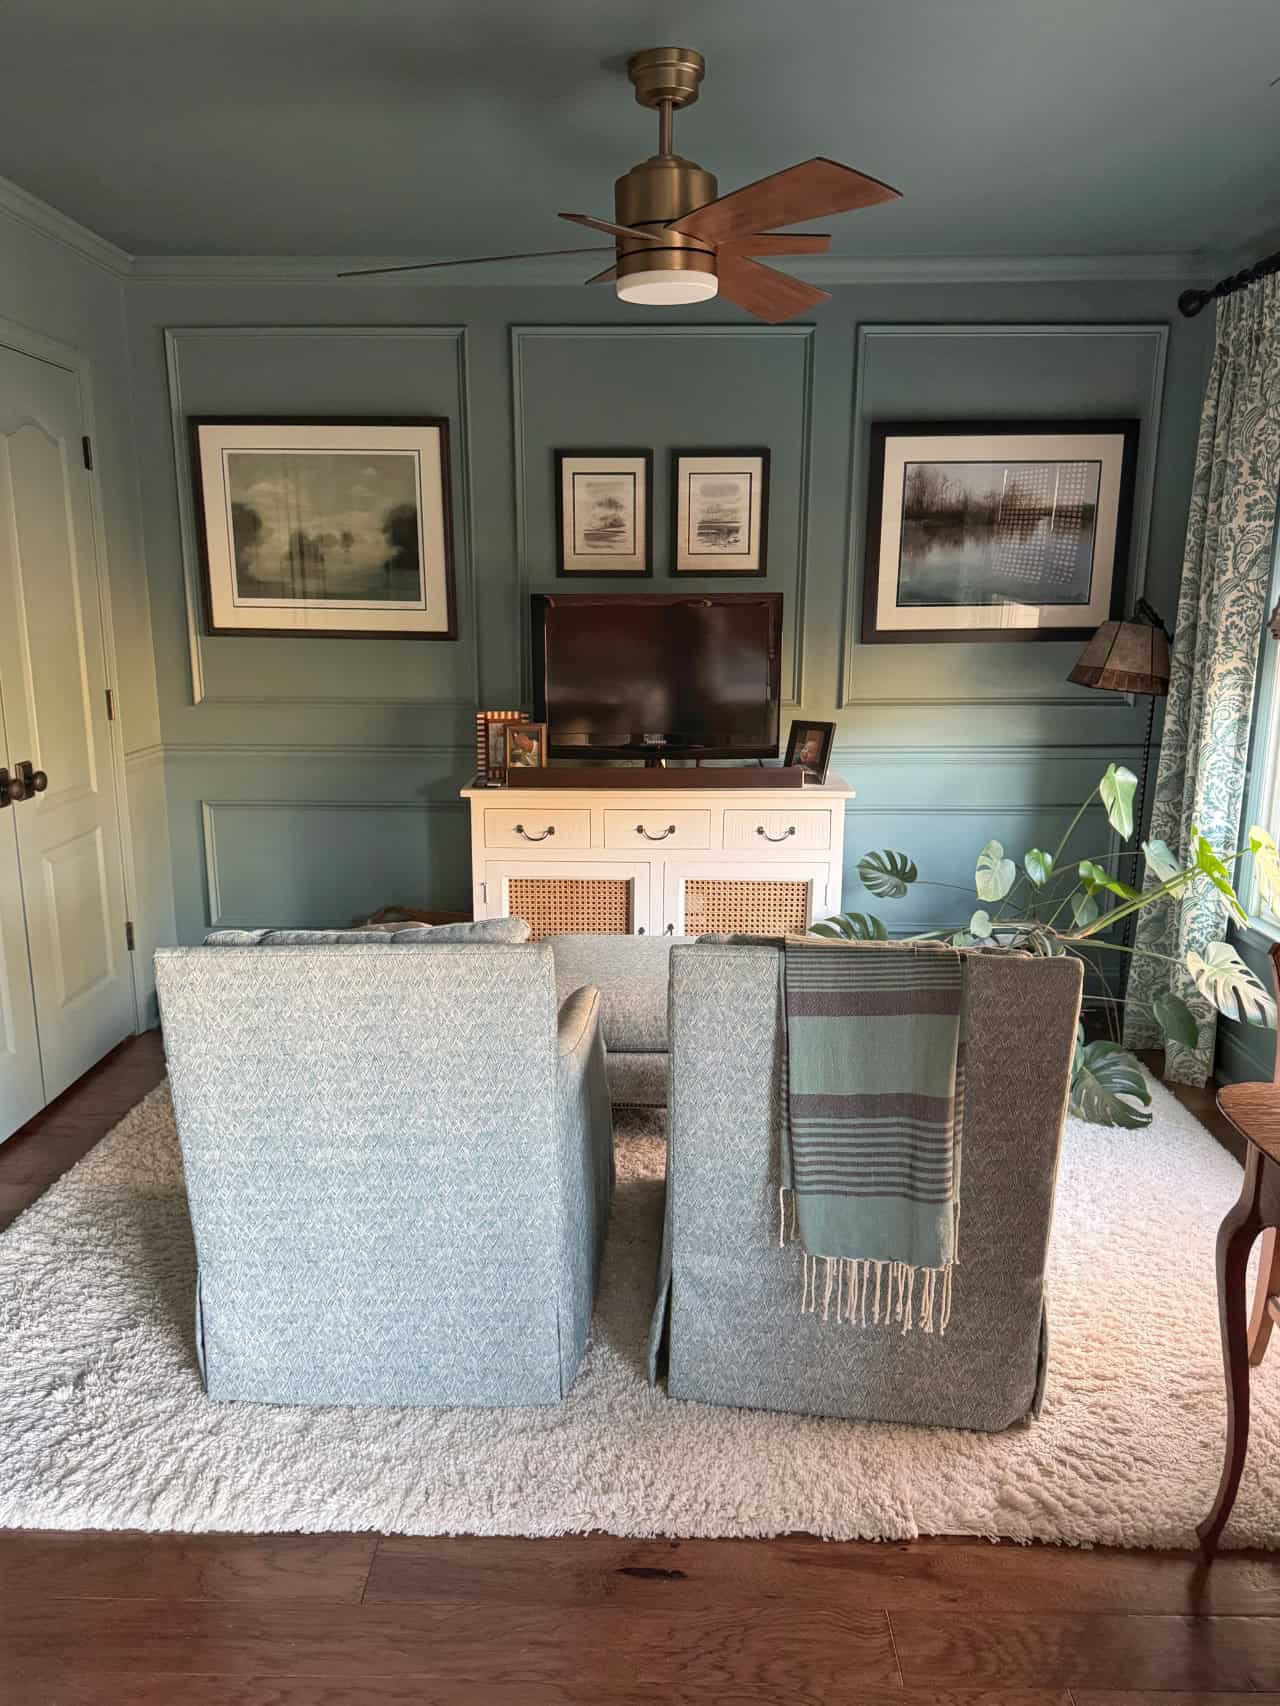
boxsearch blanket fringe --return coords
[780,1194,953,1336]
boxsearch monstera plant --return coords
[814,763,1280,1128]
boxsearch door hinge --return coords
[105,687,115,721]
[125,920,135,951]
[81,435,93,470]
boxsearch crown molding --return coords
[0,171,131,278]
[127,249,1215,287]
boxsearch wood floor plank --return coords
[0,1531,376,1602]
[1073,1694,1280,1705]
[890,1610,1280,1691]
[366,1533,1280,1615]
[0,1682,1072,1706]
[0,1599,899,1695]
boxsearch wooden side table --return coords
[1198,941,1280,1559]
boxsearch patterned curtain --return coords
[1125,278,1280,1084]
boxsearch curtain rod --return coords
[1178,245,1280,317]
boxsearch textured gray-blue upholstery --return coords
[649,943,1083,1431]
[548,934,693,1108]
[155,942,614,1407]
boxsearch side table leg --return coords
[1197,1149,1266,1561]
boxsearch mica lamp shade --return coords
[1068,620,1171,697]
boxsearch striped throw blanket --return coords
[780,940,965,1336]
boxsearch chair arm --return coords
[557,984,601,1057]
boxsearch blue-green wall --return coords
[123,276,1213,944]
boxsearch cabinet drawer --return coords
[483,808,591,850]
[604,809,711,851]
[722,809,832,853]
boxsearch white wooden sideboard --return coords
[461,774,852,938]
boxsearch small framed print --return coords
[861,419,1138,644]
[476,710,522,785]
[671,449,770,576]
[784,719,835,784]
[555,450,652,575]
[189,416,456,638]
[504,721,548,771]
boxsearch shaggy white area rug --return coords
[0,1076,1276,1546]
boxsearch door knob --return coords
[9,761,47,802]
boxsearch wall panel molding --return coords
[163,325,476,711]
[200,797,466,927]
[839,322,1170,708]
[510,324,816,706]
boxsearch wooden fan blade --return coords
[718,233,832,257]
[584,264,618,284]
[715,254,830,323]
[337,245,611,278]
[670,159,899,244]
[559,212,665,246]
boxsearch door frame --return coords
[0,311,144,1031]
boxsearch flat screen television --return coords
[531,592,782,760]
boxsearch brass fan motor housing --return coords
[613,154,717,287]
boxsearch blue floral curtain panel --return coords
[1126,278,1280,1084]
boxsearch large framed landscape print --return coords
[555,449,652,576]
[190,417,456,638]
[861,420,1138,643]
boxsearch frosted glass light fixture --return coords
[615,269,719,305]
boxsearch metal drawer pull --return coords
[514,823,555,842]
[757,824,797,842]
[636,823,677,840]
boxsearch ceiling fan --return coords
[342,47,901,323]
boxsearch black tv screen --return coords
[531,593,782,760]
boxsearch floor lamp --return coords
[1068,600,1172,1010]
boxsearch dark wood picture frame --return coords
[669,447,771,577]
[188,415,457,639]
[783,719,836,784]
[554,449,653,577]
[860,418,1138,645]
[504,721,548,772]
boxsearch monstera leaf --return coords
[1152,990,1199,1050]
[975,840,1016,903]
[1078,859,1139,902]
[1024,848,1054,886]
[1071,889,1100,928]
[1250,825,1280,918]
[1070,1036,1153,1129]
[856,850,917,900]
[1143,838,1184,885]
[968,909,994,942]
[1100,763,1138,840]
[1191,829,1247,925]
[1185,942,1277,1027]
[811,912,887,941]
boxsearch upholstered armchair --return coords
[156,941,614,1407]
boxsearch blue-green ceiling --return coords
[0,0,1276,257]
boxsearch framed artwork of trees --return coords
[188,416,456,638]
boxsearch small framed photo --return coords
[504,722,548,771]
[188,416,456,638]
[476,710,522,785]
[555,450,652,575]
[784,720,836,784]
[861,419,1138,644]
[670,449,770,575]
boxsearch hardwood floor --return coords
[0,1033,1275,1704]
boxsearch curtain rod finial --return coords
[1179,287,1210,318]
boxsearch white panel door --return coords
[0,689,42,1136]
[0,341,134,1116]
